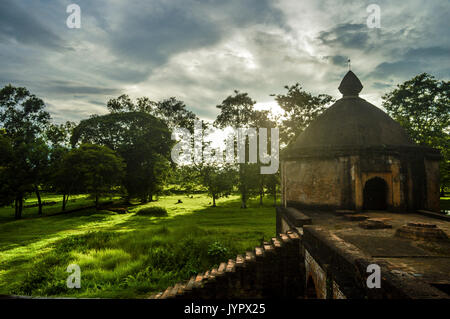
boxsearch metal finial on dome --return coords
[338,70,363,96]
[347,58,351,71]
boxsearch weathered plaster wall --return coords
[424,159,440,212]
[284,159,345,208]
[282,152,424,212]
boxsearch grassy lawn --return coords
[0,193,117,223]
[0,193,276,298]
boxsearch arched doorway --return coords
[305,276,318,299]
[363,177,388,210]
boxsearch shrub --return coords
[135,206,168,217]
[207,241,229,263]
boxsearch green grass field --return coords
[0,194,117,223]
[0,193,276,298]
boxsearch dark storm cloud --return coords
[373,46,450,79]
[326,55,349,66]
[0,0,63,50]
[317,24,369,49]
[105,0,284,66]
[0,0,448,123]
[49,85,120,95]
[404,46,450,60]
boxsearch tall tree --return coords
[251,109,278,206]
[214,91,259,208]
[46,121,76,148]
[382,73,450,193]
[107,94,197,131]
[45,122,78,211]
[61,144,125,208]
[199,164,236,207]
[0,132,15,208]
[71,112,172,202]
[154,97,198,131]
[27,138,51,215]
[0,85,51,219]
[273,83,334,147]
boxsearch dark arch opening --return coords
[305,276,318,299]
[363,177,388,210]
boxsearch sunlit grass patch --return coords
[0,193,276,298]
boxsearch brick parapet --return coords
[149,231,302,299]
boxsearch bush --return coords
[207,241,229,263]
[135,206,168,217]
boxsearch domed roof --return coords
[291,71,414,150]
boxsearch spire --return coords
[338,70,363,97]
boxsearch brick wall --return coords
[150,231,303,299]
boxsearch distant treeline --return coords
[0,73,448,219]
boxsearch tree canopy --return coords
[382,73,450,191]
[71,111,172,202]
[0,85,51,218]
[273,83,334,147]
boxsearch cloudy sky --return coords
[0,0,449,123]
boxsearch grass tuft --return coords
[135,206,168,217]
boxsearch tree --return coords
[61,144,125,208]
[71,112,172,202]
[45,121,77,210]
[0,132,15,208]
[46,121,76,148]
[214,91,260,208]
[251,109,278,206]
[265,172,280,206]
[154,97,198,131]
[0,85,51,219]
[167,166,200,195]
[199,165,236,207]
[272,83,334,147]
[107,94,197,131]
[382,73,450,193]
[27,138,51,215]
[106,94,198,200]
[215,90,256,128]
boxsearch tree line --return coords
[0,73,448,219]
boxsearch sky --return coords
[0,0,449,124]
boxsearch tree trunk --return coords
[241,193,247,209]
[212,194,216,207]
[35,185,42,215]
[259,191,263,206]
[95,194,99,209]
[14,198,19,219]
[62,194,66,211]
[149,193,153,202]
[15,196,23,219]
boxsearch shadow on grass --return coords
[0,194,276,298]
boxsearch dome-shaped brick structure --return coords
[281,71,441,213]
